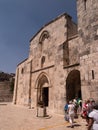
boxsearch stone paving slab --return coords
[0,102,87,130]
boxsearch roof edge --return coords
[17,58,28,67]
[29,12,72,42]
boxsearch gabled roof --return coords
[29,12,72,42]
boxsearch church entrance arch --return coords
[66,70,81,101]
[36,73,50,107]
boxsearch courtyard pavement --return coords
[0,102,87,130]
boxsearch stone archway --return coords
[66,70,81,101]
[36,73,50,108]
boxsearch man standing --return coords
[68,100,75,128]
[88,103,98,130]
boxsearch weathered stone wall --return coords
[29,14,68,114]
[77,0,98,56]
[77,0,98,102]
[13,59,31,106]
[67,16,77,39]
[0,81,13,102]
[29,14,68,71]
[80,53,98,102]
[68,36,80,65]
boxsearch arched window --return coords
[41,56,45,68]
[39,30,49,44]
[39,30,50,52]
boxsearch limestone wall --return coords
[80,52,98,102]
[77,0,98,56]
[13,59,31,106]
[68,37,80,65]
[29,14,68,72]
[77,0,98,102]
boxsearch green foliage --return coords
[0,72,12,82]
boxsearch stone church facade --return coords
[13,0,98,115]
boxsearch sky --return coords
[0,0,77,73]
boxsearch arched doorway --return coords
[66,70,81,101]
[36,74,49,108]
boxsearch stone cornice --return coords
[64,63,80,69]
[31,65,54,73]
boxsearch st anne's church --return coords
[13,0,98,115]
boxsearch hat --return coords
[89,98,95,102]
[69,101,72,104]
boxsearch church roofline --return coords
[29,12,72,42]
[17,58,28,67]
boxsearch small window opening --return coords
[21,68,24,74]
[92,70,94,79]
[41,56,45,68]
[84,0,87,10]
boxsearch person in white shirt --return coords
[68,100,75,128]
[88,103,98,130]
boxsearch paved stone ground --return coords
[0,102,87,130]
